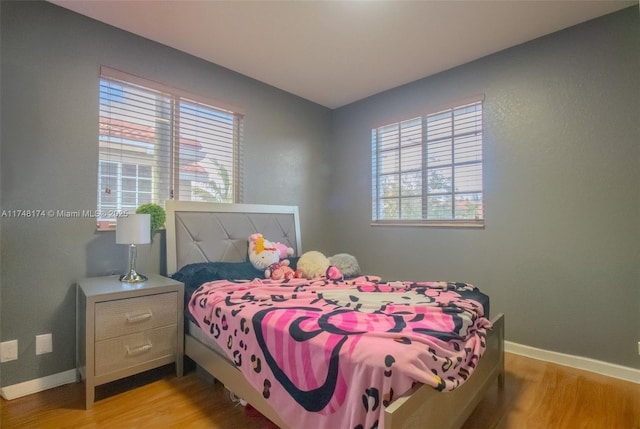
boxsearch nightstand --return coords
[76,274,184,409]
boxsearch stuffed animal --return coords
[248,233,297,280]
[274,242,294,260]
[297,250,342,280]
[296,251,329,279]
[325,265,343,281]
[266,260,296,280]
[248,233,280,271]
[328,253,361,278]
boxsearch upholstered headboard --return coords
[165,201,301,275]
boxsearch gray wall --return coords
[1,1,638,389]
[0,1,332,386]
[330,7,640,368]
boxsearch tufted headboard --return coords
[165,201,301,275]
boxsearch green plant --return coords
[192,160,232,203]
[135,203,166,235]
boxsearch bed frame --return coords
[165,200,505,429]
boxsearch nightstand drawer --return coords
[95,324,177,376]
[77,274,184,409]
[95,292,177,341]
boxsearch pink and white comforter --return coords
[188,276,492,429]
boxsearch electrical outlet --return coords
[637,341,640,356]
[35,334,52,355]
[1,340,18,362]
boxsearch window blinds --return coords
[98,67,243,223]
[372,98,483,226]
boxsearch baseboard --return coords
[1,345,638,400]
[505,341,640,384]
[0,369,78,400]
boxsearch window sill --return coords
[96,224,167,233]
[96,222,116,232]
[371,220,484,228]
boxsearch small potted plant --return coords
[135,203,166,237]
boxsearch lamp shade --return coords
[116,214,151,245]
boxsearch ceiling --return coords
[49,0,635,109]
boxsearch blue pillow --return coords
[172,261,264,326]
[172,261,263,295]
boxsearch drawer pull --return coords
[125,342,152,356]
[125,310,153,323]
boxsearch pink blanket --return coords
[189,276,492,429]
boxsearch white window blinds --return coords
[372,98,484,226]
[98,67,243,225]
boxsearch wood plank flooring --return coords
[1,353,638,429]
[462,353,639,429]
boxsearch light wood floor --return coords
[1,353,638,429]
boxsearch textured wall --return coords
[330,7,640,368]
[1,1,638,389]
[0,1,331,386]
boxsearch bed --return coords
[165,200,505,429]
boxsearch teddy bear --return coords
[248,233,297,280]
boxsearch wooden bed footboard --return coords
[185,313,505,429]
[384,313,505,429]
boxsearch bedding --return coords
[172,260,297,323]
[173,259,302,294]
[188,275,492,429]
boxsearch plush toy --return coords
[274,242,295,260]
[266,260,297,280]
[328,253,361,278]
[248,233,280,271]
[297,250,342,280]
[248,233,297,280]
[325,265,343,281]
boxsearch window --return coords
[98,67,243,225]
[371,98,483,226]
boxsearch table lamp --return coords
[116,214,151,283]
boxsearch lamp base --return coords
[119,270,148,283]
[120,243,147,283]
